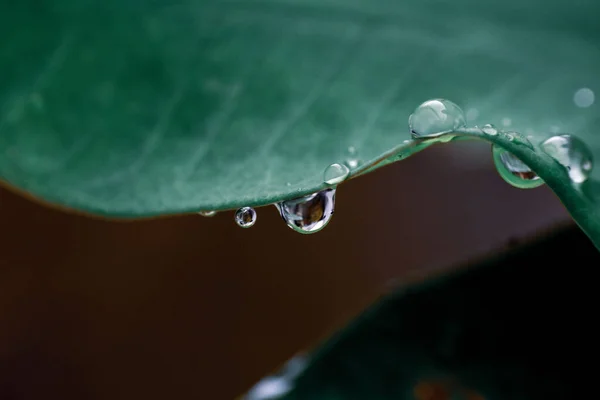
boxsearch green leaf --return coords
[1,0,600,243]
[243,225,596,399]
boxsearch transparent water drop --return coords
[198,210,216,217]
[502,117,512,127]
[481,124,498,136]
[503,131,533,149]
[345,158,361,169]
[286,182,292,187]
[275,189,336,234]
[323,163,349,186]
[409,99,466,139]
[541,134,593,184]
[235,207,257,228]
[492,145,544,189]
[347,146,357,155]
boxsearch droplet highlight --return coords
[243,355,308,400]
[409,99,466,139]
[323,163,349,186]
[492,145,544,189]
[541,134,593,184]
[276,189,336,234]
[198,210,216,217]
[235,207,257,228]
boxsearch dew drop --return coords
[492,145,544,189]
[409,99,466,139]
[198,210,216,217]
[541,134,593,184]
[275,189,335,234]
[323,163,349,186]
[481,124,498,136]
[345,158,361,169]
[235,207,257,228]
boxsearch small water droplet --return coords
[198,210,216,217]
[409,99,466,139]
[573,87,595,108]
[276,189,336,234]
[345,158,361,169]
[541,134,593,184]
[502,117,512,127]
[503,131,533,149]
[235,207,257,228]
[286,182,292,187]
[492,145,544,189]
[481,124,498,136]
[347,146,356,155]
[323,163,349,186]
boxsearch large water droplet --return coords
[198,210,216,217]
[323,163,349,186]
[541,134,593,184]
[276,189,335,234]
[492,145,544,189]
[409,99,466,139]
[235,207,257,228]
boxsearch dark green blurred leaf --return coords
[244,225,596,399]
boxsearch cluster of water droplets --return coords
[408,98,594,190]
[199,97,594,233]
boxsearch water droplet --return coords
[345,158,361,169]
[347,146,356,155]
[276,189,336,234]
[481,124,498,136]
[502,117,512,127]
[323,163,349,186]
[409,99,466,139]
[573,87,595,108]
[198,210,216,217]
[541,134,593,183]
[503,131,533,149]
[286,182,292,187]
[492,145,544,189]
[235,207,257,228]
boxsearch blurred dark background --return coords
[0,141,570,400]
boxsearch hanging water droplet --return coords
[323,163,349,186]
[409,99,466,139]
[481,123,498,136]
[198,210,217,217]
[492,145,544,189]
[541,134,593,184]
[275,189,335,234]
[573,87,595,108]
[235,207,257,228]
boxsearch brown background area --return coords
[0,141,569,400]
